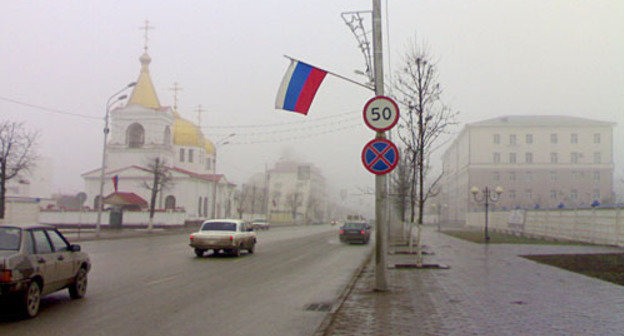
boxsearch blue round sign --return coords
[361,138,399,175]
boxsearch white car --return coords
[189,219,257,257]
[251,219,270,231]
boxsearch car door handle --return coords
[37,258,46,264]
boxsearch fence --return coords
[40,209,188,228]
[466,208,624,247]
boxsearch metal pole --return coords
[95,83,134,237]
[372,0,388,291]
[211,150,218,219]
[484,187,490,242]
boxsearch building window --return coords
[493,152,500,163]
[525,190,532,200]
[206,157,211,171]
[594,133,601,144]
[571,190,578,200]
[493,172,500,181]
[550,133,558,144]
[593,152,601,164]
[526,134,533,144]
[493,134,500,144]
[126,123,145,148]
[525,172,532,182]
[593,189,600,200]
[180,148,185,162]
[509,134,517,145]
[189,149,194,163]
[509,172,516,181]
[572,171,579,180]
[550,152,558,163]
[509,153,517,164]
[165,195,176,209]
[163,126,171,145]
[198,197,202,216]
[525,152,533,164]
[550,171,557,181]
[593,171,600,183]
[550,190,557,199]
[509,190,516,199]
[203,197,208,217]
[571,152,579,164]
[571,133,578,144]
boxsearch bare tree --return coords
[390,148,411,224]
[0,121,38,220]
[392,42,458,263]
[141,157,172,230]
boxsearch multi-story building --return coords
[267,160,327,224]
[441,116,615,223]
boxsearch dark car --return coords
[339,222,371,244]
[0,224,91,318]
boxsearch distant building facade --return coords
[267,160,327,224]
[441,116,615,223]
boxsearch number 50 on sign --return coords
[363,96,399,132]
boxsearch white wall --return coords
[466,208,624,247]
[40,210,187,227]
[2,198,40,225]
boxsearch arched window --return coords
[126,123,145,148]
[203,197,208,217]
[163,126,171,145]
[165,195,176,210]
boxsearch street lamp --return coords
[211,133,235,219]
[470,186,503,243]
[95,82,136,237]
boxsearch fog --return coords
[1,1,622,216]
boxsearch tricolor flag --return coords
[111,175,119,192]
[275,60,327,115]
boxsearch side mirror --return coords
[69,244,81,252]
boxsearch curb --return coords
[312,249,374,336]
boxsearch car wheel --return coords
[194,248,205,257]
[232,244,241,257]
[248,243,255,254]
[22,280,41,318]
[69,268,88,299]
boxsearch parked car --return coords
[251,219,270,231]
[339,222,371,244]
[190,219,257,257]
[0,224,91,318]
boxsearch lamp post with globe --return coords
[470,186,504,243]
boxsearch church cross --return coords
[169,82,183,112]
[195,104,205,127]
[140,19,154,52]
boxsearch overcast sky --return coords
[1,1,623,215]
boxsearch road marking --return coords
[146,275,178,286]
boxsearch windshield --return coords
[0,228,21,250]
[343,222,366,229]
[201,222,237,231]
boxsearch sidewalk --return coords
[321,226,624,336]
[61,226,195,242]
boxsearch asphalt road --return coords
[0,224,372,336]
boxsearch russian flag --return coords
[275,60,327,115]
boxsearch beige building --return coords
[441,116,615,223]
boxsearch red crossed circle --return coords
[361,138,399,175]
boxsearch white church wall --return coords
[40,210,186,227]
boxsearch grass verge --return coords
[523,253,624,286]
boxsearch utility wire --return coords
[0,96,100,120]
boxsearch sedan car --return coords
[189,219,257,257]
[251,219,269,231]
[0,224,91,318]
[339,222,371,244]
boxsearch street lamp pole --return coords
[211,133,235,219]
[471,186,503,243]
[95,82,136,237]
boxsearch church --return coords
[82,43,236,223]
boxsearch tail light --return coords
[229,236,233,241]
[0,270,11,283]
[360,230,365,234]
[190,234,194,240]
[340,230,344,234]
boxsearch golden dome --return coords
[172,112,215,154]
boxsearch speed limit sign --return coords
[363,96,399,132]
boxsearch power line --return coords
[0,96,101,120]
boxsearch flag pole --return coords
[283,55,374,91]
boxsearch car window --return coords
[0,228,21,250]
[32,230,53,254]
[24,230,35,254]
[201,221,237,231]
[47,229,70,252]
[239,223,246,232]
[344,222,366,229]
